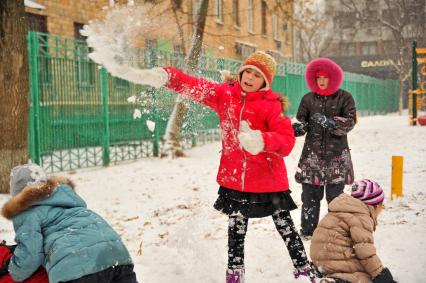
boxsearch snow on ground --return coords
[1,114,425,282]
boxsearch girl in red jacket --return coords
[107,51,316,283]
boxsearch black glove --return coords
[310,113,335,130]
[373,267,397,283]
[292,122,306,137]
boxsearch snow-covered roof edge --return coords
[25,0,46,10]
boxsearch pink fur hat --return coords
[305,57,344,96]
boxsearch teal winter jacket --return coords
[1,177,133,283]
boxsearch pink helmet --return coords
[351,179,384,206]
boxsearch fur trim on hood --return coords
[278,95,290,112]
[305,57,343,96]
[1,177,75,220]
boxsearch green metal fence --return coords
[27,32,399,172]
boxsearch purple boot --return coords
[294,264,317,283]
[226,268,245,283]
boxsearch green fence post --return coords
[151,88,159,157]
[101,67,110,166]
[148,48,160,156]
[28,32,42,165]
[412,41,418,125]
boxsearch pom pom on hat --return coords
[351,179,384,206]
[10,163,48,196]
[237,51,277,90]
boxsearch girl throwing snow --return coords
[107,51,316,283]
[292,58,356,240]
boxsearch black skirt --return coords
[213,186,298,218]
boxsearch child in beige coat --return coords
[310,179,396,283]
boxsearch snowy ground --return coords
[1,114,425,283]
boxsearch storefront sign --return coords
[361,59,394,68]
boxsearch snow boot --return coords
[226,268,245,283]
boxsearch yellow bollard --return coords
[391,156,404,200]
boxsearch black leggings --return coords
[61,265,138,283]
[301,183,344,236]
[227,210,309,270]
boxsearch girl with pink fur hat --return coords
[292,58,357,240]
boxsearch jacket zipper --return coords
[322,96,328,185]
[240,92,247,192]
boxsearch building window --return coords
[266,50,284,63]
[173,44,184,54]
[26,13,47,32]
[382,9,397,25]
[232,0,240,27]
[340,42,357,56]
[215,0,223,23]
[338,12,357,29]
[235,41,256,60]
[283,21,290,43]
[261,1,267,35]
[74,22,86,41]
[272,13,278,40]
[145,38,158,49]
[192,0,200,24]
[361,10,379,28]
[247,0,254,33]
[74,22,95,87]
[26,13,50,84]
[361,42,377,55]
[381,40,398,55]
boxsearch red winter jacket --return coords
[164,66,295,193]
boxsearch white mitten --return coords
[108,65,169,88]
[238,121,264,155]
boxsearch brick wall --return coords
[25,0,294,61]
[25,0,109,37]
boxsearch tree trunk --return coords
[0,0,29,193]
[399,78,403,115]
[163,0,209,158]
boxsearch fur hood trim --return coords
[278,95,290,112]
[305,57,343,96]
[1,177,75,220]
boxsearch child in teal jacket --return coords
[1,163,137,283]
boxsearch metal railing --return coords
[27,32,399,172]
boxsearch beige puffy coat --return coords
[310,194,384,283]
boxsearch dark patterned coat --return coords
[295,89,356,185]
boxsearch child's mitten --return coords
[238,121,264,155]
